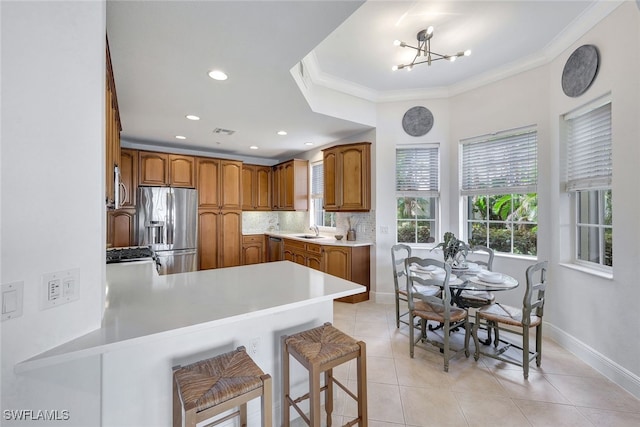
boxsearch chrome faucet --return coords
[310,224,319,236]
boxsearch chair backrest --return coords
[404,256,453,318]
[469,245,494,271]
[391,244,412,293]
[523,261,548,326]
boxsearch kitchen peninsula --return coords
[17,261,365,426]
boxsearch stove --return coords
[106,246,156,264]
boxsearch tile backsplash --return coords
[241,210,376,243]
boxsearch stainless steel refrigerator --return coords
[136,187,198,275]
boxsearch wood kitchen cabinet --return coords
[119,149,137,207]
[105,38,122,208]
[272,159,308,211]
[197,157,242,270]
[197,158,242,209]
[242,234,265,265]
[198,209,241,270]
[324,245,370,303]
[242,164,271,211]
[323,142,371,212]
[107,208,136,248]
[139,152,195,187]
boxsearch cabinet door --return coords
[219,210,242,267]
[271,165,281,209]
[197,158,220,208]
[220,160,242,210]
[282,161,294,209]
[323,149,339,210]
[108,208,136,248]
[255,166,271,210]
[169,155,195,188]
[340,145,370,211]
[323,246,351,280]
[241,165,255,210]
[198,209,219,270]
[119,149,137,207]
[139,152,169,186]
[307,254,323,271]
[242,244,263,265]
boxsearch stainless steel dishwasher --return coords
[267,236,283,262]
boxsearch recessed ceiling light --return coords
[249,145,259,150]
[208,70,228,81]
[186,115,200,121]
[175,135,186,140]
[277,130,287,136]
[304,142,314,146]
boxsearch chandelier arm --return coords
[411,58,448,67]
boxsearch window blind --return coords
[311,162,323,199]
[461,127,537,196]
[396,146,439,196]
[566,102,612,191]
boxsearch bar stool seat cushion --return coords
[174,349,265,412]
[285,324,360,366]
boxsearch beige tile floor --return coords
[292,300,640,427]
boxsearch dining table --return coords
[409,262,519,345]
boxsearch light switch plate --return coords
[2,281,24,321]
[41,269,80,310]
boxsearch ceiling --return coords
[106,0,600,162]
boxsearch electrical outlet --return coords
[249,337,260,356]
[41,269,80,310]
[380,225,389,234]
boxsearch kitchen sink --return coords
[296,235,325,239]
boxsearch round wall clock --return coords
[561,44,599,98]
[402,106,434,137]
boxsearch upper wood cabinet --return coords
[119,149,137,207]
[242,164,271,211]
[272,159,308,211]
[197,158,242,209]
[139,152,169,186]
[323,142,371,212]
[139,152,195,187]
[105,38,122,207]
[169,155,196,188]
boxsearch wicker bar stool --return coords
[281,322,367,427]
[173,346,272,427]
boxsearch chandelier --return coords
[392,26,471,71]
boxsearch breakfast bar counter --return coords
[17,261,365,426]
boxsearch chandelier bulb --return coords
[393,39,401,46]
[427,26,434,35]
[464,49,472,56]
[449,56,457,62]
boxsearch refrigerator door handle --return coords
[167,190,174,245]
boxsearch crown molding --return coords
[304,0,625,103]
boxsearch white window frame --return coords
[310,161,336,230]
[564,96,612,270]
[460,125,538,256]
[395,144,440,246]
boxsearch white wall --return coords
[1,1,105,425]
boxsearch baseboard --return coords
[371,291,395,305]
[545,322,640,399]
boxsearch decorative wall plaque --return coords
[561,44,599,98]
[402,106,434,137]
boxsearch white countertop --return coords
[16,261,364,372]
[264,231,374,247]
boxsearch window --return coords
[396,145,439,244]
[565,99,612,267]
[310,161,335,228]
[461,126,538,255]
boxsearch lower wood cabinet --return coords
[198,209,241,270]
[242,234,265,265]
[107,208,136,248]
[282,238,370,301]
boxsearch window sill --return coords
[559,262,613,280]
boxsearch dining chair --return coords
[391,244,441,328]
[472,260,548,379]
[404,257,469,372]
